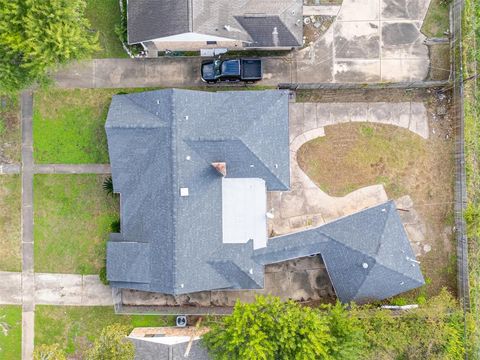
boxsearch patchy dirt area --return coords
[296,88,456,298]
[304,16,335,45]
[121,256,336,310]
[427,43,451,80]
[0,95,21,164]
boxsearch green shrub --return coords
[110,219,121,233]
[99,266,109,285]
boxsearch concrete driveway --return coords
[296,0,431,82]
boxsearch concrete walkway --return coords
[0,272,113,306]
[34,164,111,174]
[0,164,21,174]
[12,92,114,360]
[21,91,34,360]
[268,100,429,235]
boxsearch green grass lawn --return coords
[34,174,119,274]
[0,306,22,360]
[35,306,174,357]
[421,0,450,38]
[297,123,427,197]
[0,94,21,163]
[33,88,165,164]
[0,176,21,272]
[85,0,127,59]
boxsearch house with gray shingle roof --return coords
[127,0,303,56]
[105,89,425,304]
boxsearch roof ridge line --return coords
[170,90,180,292]
[188,0,193,32]
[239,92,289,188]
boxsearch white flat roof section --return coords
[222,178,267,250]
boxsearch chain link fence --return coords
[451,0,470,313]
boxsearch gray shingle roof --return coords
[254,201,425,303]
[106,89,290,295]
[106,89,424,303]
[130,338,210,360]
[127,0,303,47]
[234,16,300,47]
[127,0,190,44]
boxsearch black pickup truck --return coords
[201,58,263,83]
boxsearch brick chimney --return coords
[211,162,226,176]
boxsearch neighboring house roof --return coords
[106,89,424,303]
[106,89,290,295]
[127,0,303,47]
[130,338,210,360]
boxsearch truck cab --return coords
[201,59,262,83]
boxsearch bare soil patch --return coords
[296,88,456,299]
[304,16,335,45]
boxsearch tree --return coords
[322,302,366,360]
[0,0,98,92]
[202,295,335,360]
[34,344,66,360]
[85,324,134,360]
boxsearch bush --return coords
[85,324,134,360]
[202,295,363,360]
[99,265,109,285]
[110,219,121,233]
[34,343,66,360]
[103,176,114,197]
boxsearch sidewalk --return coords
[0,272,113,306]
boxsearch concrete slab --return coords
[348,103,369,122]
[303,5,342,16]
[334,22,380,59]
[381,59,429,81]
[334,60,381,82]
[316,103,338,126]
[34,273,83,305]
[409,102,429,138]
[0,272,22,304]
[55,61,94,88]
[381,22,428,59]
[22,311,34,360]
[303,103,318,132]
[381,0,431,20]
[289,103,305,142]
[337,0,380,21]
[367,102,411,128]
[82,275,114,306]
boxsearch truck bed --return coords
[241,59,262,80]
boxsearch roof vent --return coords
[186,155,191,161]
[362,262,369,269]
[272,27,279,47]
[224,25,232,31]
[156,99,160,104]
[212,162,227,176]
[185,115,189,120]
[180,188,189,197]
